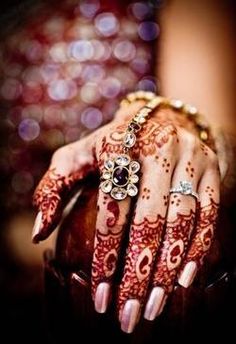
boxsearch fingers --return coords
[145,193,196,320]
[118,155,175,333]
[32,137,96,243]
[92,190,131,313]
[178,167,220,287]
[144,153,202,321]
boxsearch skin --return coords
[32,0,236,334]
[33,103,220,333]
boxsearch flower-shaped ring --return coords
[100,154,140,200]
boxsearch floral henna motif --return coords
[134,122,177,157]
[184,199,219,268]
[106,200,120,227]
[91,227,124,298]
[100,121,177,160]
[33,169,65,226]
[152,210,195,293]
[33,165,94,240]
[117,214,165,313]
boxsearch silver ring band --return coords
[170,181,199,201]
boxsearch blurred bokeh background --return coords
[1,0,235,342]
[0,0,161,341]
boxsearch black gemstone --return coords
[113,167,129,186]
[128,122,141,132]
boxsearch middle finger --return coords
[118,153,175,333]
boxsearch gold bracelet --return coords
[100,91,212,201]
[120,91,211,143]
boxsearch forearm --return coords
[158,0,236,136]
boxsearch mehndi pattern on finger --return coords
[117,214,165,313]
[152,209,196,293]
[184,198,219,268]
[33,164,95,241]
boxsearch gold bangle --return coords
[120,91,211,143]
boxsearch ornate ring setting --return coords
[169,181,199,201]
[100,92,163,200]
[100,154,140,200]
[100,90,210,201]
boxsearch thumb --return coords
[32,138,97,243]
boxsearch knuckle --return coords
[51,146,66,162]
[159,125,178,154]
[207,150,219,169]
[181,131,200,156]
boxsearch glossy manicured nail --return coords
[121,299,140,334]
[94,282,110,313]
[144,287,166,321]
[178,261,197,288]
[32,211,42,243]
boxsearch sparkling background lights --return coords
[0,0,160,211]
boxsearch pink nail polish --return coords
[178,261,197,288]
[32,211,42,242]
[144,287,166,321]
[94,282,110,313]
[121,299,140,334]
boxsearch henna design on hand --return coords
[141,187,151,200]
[205,186,215,198]
[200,143,209,156]
[170,194,181,207]
[91,226,124,298]
[33,164,94,241]
[152,210,195,293]
[102,121,177,159]
[117,214,165,312]
[33,168,73,236]
[185,161,195,178]
[161,158,171,173]
[163,195,169,206]
[184,199,219,268]
[106,200,120,227]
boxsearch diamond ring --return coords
[169,181,199,201]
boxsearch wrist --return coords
[114,93,213,149]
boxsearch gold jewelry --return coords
[100,91,213,201]
[120,91,211,143]
[100,95,163,200]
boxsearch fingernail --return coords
[32,211,42,243]
[144,287,166,321]
[121,299,140,334]
[94,282,110,313]
[178,261,197,288]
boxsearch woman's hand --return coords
[32,102,220,333]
